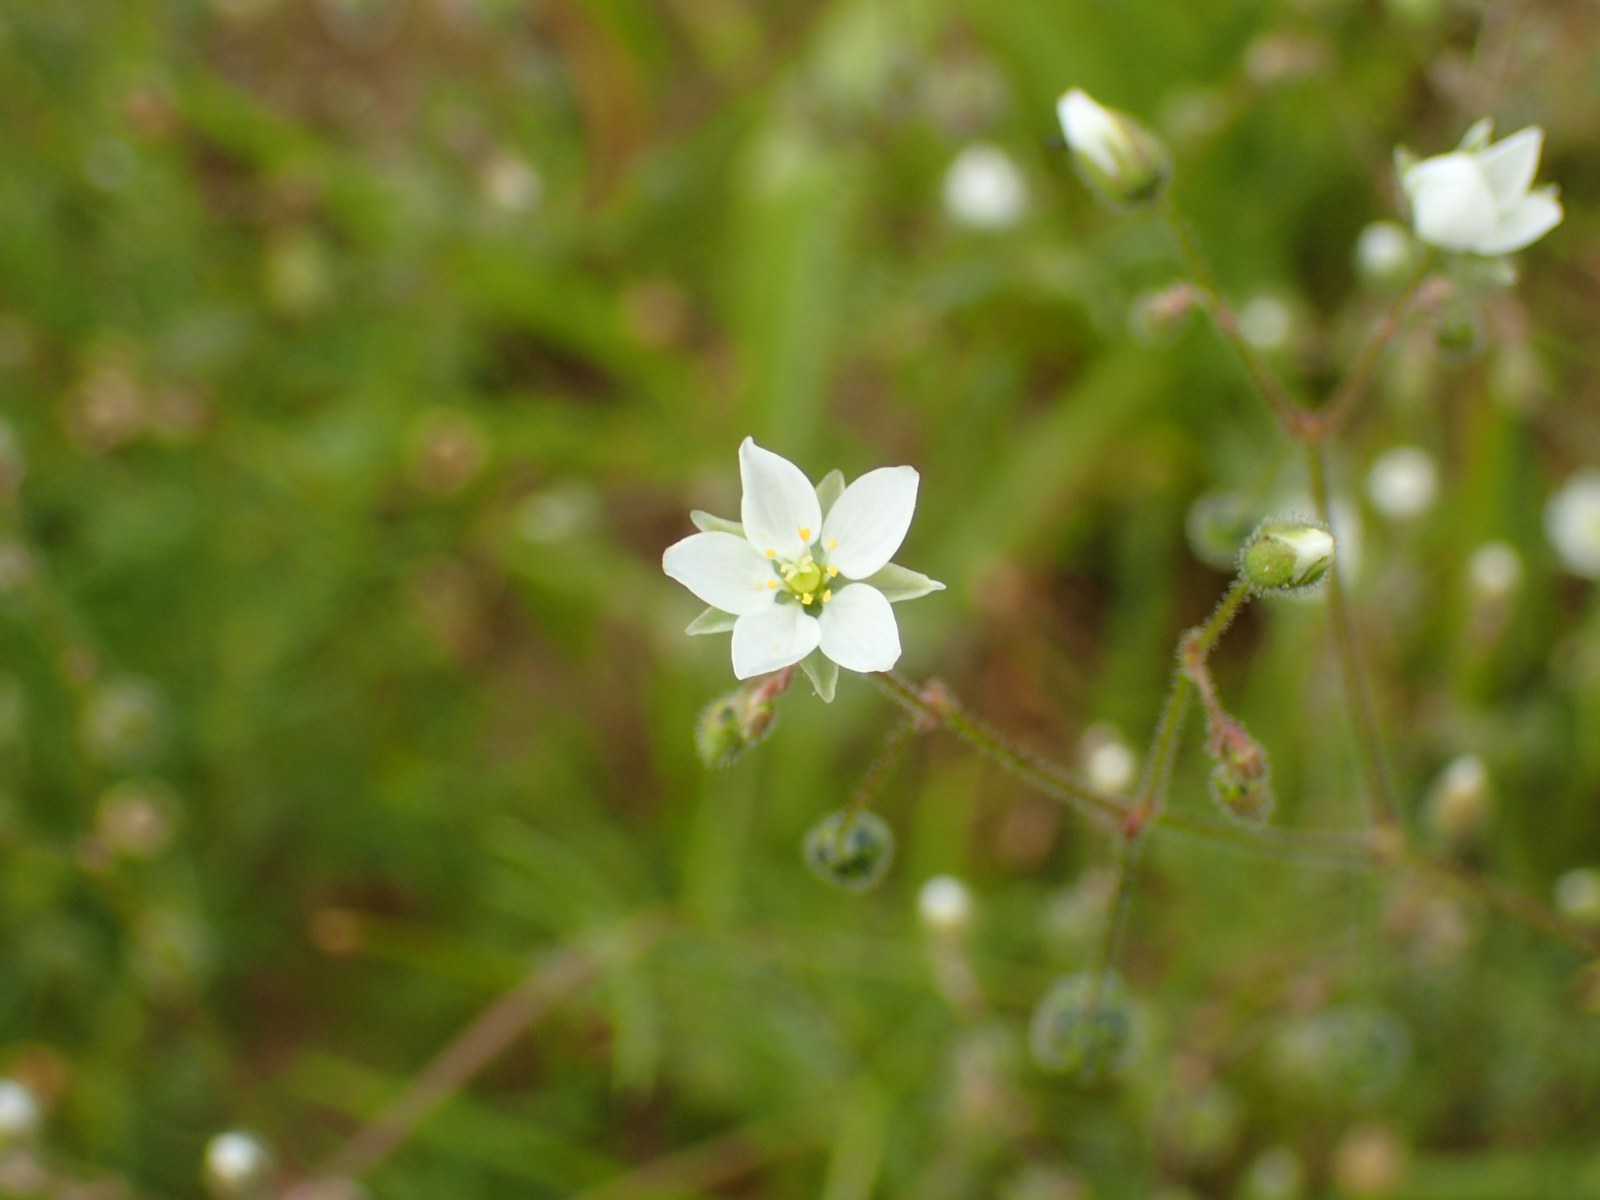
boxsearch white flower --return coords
[1400,120,1562,255]
[1466,540,1522,599]
[1055,88,1170,207]
[1544,468,1600,580]
[663,438,943,699]
[1366,445,1438,520]
[917,875,974,934]
[942,142,1027,230]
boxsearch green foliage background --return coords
[2,0,1600,1196]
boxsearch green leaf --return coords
[862,563,945,604]
[690,510,744,536]
[686,608,737,636]
[799,650,837,702]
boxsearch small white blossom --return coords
[1354,220,1417,286]
[663,438,943,699]
[1366,446,1438,520]
[0,1079,40,1142]
[204,1130,273,1195]
[917,875,974,934]
[1400,120,1562,255]
[942,143,1027,230]
[1544,469,1600,580]
[1238,294,1297,353]
[1079,723,1137,794]
[1467,540,1522,599]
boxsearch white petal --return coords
[1478,126,1543,211]
[1474,188,1562,255]
[731,604,821,679]
[821,466,919,579]
[739,437,821,562]
[862,562,945,603]
[663,532,776,616]
[1057,89,1121,175]
[818,584,901,674]
[1405,155,1499,251]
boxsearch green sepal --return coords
[814,469,846,518]
[799,649,837,702]
[685,608,737,636]
[863,562,946,604]
[690,510,743,536]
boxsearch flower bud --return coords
[693,685,779,769]
[803,810,895,893]
[204,1130,273,1198]
[1028,970,1141,1084]
[1055,89,1171,208]
[1206,718,1274,825]
[1423,754,1491,849]
[1240,520,1334,594]
[1555,868,1600,925]
[0,1079,40,1145]
[918,874,974,935]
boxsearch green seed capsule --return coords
[1028,970,1141,1084]
[803,810,895,893]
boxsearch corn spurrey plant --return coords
[662,91,1591,1094]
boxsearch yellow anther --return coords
[822,588,832,602]
[826,538,838,550]
[798,526,812,541]
[764,548,776,558]
[826,565,839,578]
[801,592,813,606]
[766,579,778,589]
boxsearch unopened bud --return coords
[0,1079,40,1144]
[204,1130,273,1198]
[693,684,779,769]
[1240,520,1334,594]
[1056,89,1171,208]
[803,810,895,893]
[1423,754,1491,849]
[1028,970,1142,1084]
[1555,868,1600,925]
[1206,717,1274,825]
[918,874,974,935]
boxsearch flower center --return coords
[770,548,839,610]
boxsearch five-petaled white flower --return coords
[663,438,943,700]
[1399,120,1562,256]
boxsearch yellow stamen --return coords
[826,565,839,578]
[826,538,838,550]
[764,548,776,558]
[801,592,813,606]
[822,589,832,602]
[766,580,778,589]
[798,526,812,541]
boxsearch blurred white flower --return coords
[663,438,943,695]
[1366,446,1438,520]
[1555,868,1600,925]
[1400,121,1562,255]
[1467,540,1522,600]
[1079,723,1137,794]
[1353,220,1417,286]
[0,1079,40,1143]
[942,143,1027,230]
[1238,295,1296,352]
[204,1130,273,1196]
[918,875,974,934]
[1544,469,1600,580]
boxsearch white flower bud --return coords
[1423,754,1491,848]
[1366,446,1438,520]
[1545,469,1600,580]
[204,1130,273,1197]
[1467,541,1522,600]
[1241,520,1335,594]
[0,1080,40,1143]
[1555,868,1600,925]
[1055,89,1170,208]
[1354,221,1418,287]
[942,143,1027,230]
[917,875,974,934]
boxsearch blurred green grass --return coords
[2,0,1600,1196]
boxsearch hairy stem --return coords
[1304,441,1399,831]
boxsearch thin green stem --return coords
[1305,442,1399,831]
[836,715,917,854]
[1400,848,1600,957]
[1088,834,1144,1011]
[1313,251,1436,440]
[869,672,1376,866]
[1161,200,1305,434]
